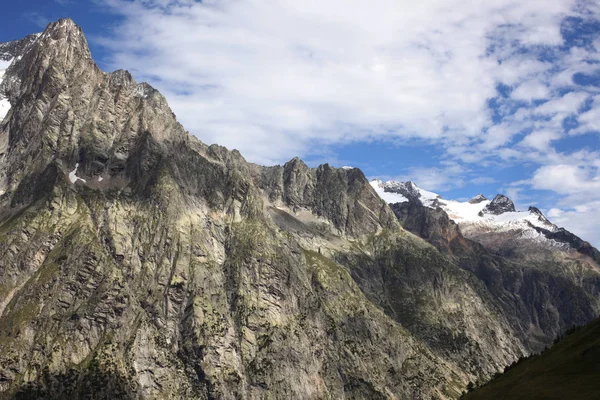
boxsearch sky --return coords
[1,0,600,246]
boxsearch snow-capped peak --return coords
[370,179,410,204]
[371,179,559,236]
[371,179,439,203]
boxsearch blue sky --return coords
[1,0,600,245]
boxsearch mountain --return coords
[464,316,600,399]
[372,178,600,352]
[0,19,598,399]
[371,179,597,257]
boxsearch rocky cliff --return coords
[0,19,598,400]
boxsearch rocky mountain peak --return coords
[479,194,515,216]
[41,18,88,47]
[2,18,94,108]
[35,18,92,62]
[527,206,552,225]
[382,180,422,201]
[468,194,487,204]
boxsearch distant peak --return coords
[0,34,40,61]
[528,206,543,216]
[479,194,515,216]
[380,180,422,201]
[468,194,487,204]
[528,206,553,226]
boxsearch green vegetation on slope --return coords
[464,317,600,400]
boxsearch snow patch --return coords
[68,164,86,184]
[373,179,562,249]
[341,166,354,170]
[0,58,14,120]
[370,179,409,204]
[0,99,10,120]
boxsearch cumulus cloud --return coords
[530,164,600,195]
[519,130,562,150]
[470,176,496,185]
[533,91,588,115]
[98,0,598,165]
[573,95,600,135]
[511,80,551,102]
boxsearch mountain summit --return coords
[0,19,598,400]
[479,194,516,216]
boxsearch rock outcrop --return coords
[468,194,487,204]
[478,194,516,216]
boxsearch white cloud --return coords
[573,95,600,135]
[511,80,551,102]
[530,164,600,195]
[470,176,496,185]
[378,163,467,192]
[519,129,561,150]
[534,91,589,115]
[99,0,592,165]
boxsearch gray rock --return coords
[478,194,515,216]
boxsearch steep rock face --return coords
[334,232,525,379]
[259,160,398,238]
[1,34,41,121]
[389,201,461,253]
[0,19,471,400]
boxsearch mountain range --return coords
[0,19,598,399]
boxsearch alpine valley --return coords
[0,19,598,399]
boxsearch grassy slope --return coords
[465,317,600,400]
